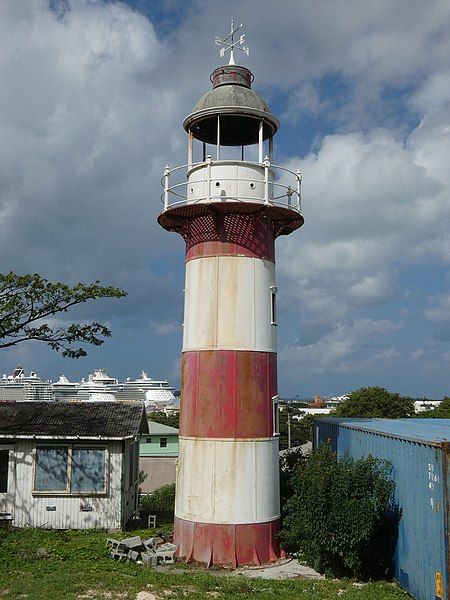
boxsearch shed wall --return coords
[11,440,124,530]
[122,439,139,525]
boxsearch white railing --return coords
[161,157,302,213]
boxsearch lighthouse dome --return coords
[193,83,270,114]
[184,65,279,146]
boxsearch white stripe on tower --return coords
[183,256,276,352]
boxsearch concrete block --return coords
[141,551,158,567]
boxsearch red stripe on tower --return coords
[180,350,277,439]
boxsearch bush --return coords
[139,483,175,513]
[279,447,307,509]
[280,444,398,580]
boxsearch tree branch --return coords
[0,272,126,358]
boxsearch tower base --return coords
[174,516,281,568]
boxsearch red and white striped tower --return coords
[158,23,303,567]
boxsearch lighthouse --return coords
[158,23,303,567]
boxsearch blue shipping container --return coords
[313,418,450,600]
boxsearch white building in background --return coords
[0,367,53,402]
[414,400,442,413]
[324,395,349,408]
[293,408,334,419]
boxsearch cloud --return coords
[179,0,450,126]
[1,0,450,395]
[347,271,397,308]
[425,295,450,323]
[424,294,450,341]
[0,0,184,309]
[410,71,450,113]
[149,321,181,336]
[279,318,403,376]
[275,106,450,388]
[281,82,330,123]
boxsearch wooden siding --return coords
[122,439,139,525]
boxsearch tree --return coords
[278,409,315,451]
[148,410,180,429]
[280,444,398,580]
[334,386,414,419]
[0,272,126,358]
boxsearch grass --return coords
[0,528,411,600]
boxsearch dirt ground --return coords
[154,558,324,581]
[234,558,324,580]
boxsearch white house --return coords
[0,401,148,529]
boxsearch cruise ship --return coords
[52,369,178,409]
[0,367,53,402]
[114,371,177,405]
[52,370,118,402]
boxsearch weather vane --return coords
[215,20,249,66]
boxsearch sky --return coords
[1,0,450,399]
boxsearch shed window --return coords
[35,447,69,492]
[0,449,9,493]
[146,437,152,444]
[34,445,106,494]
[72,448,106,492]
[160,437,168,448]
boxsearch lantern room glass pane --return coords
[35,447,68,491]
[72,448,106,492]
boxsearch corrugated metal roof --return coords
[317,417,450,444]
[0,401,148,438]
[147,420,179,435]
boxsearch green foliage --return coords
[0,272,126,357]
[279,447,307,509]
[334,386,414,418]
[149,410,180,429]
[278,409,314,450]
[138,469,148,495]
[0,528,410,599]
[139,483,176,513]
[281,444,398,580]
[417,397,450,418]
[296,413,316,442]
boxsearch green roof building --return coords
[139,420,179,493]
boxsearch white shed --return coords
[0,401,148,529]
